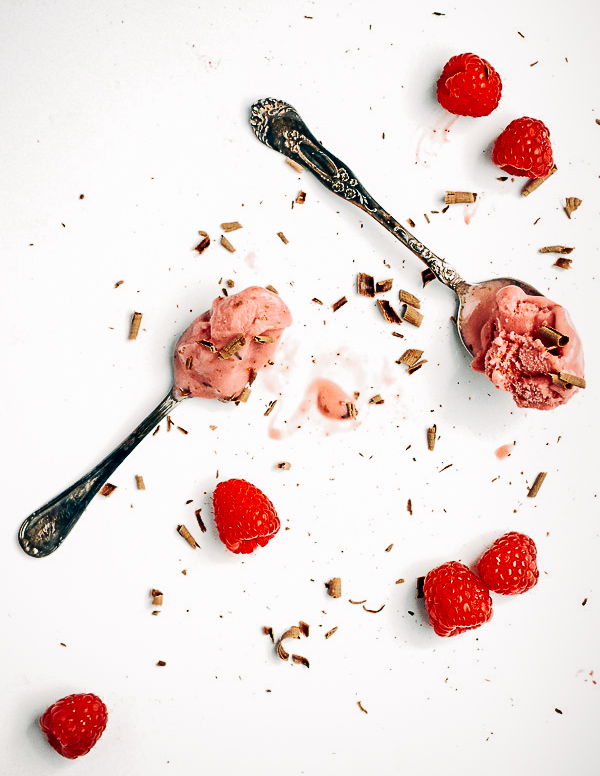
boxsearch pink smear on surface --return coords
[495,442,515,459]
[576,669,597,685]
[267,377,358,439]
[463,197,480,225]
[415,115,458,164]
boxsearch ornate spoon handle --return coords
[250,98,465,291]
[18,391,180,558]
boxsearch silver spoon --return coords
[249,98,540,354]
[18,390,183,557]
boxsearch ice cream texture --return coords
[462,285,584,410]
[173,286,292,401]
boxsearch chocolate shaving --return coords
[397,349,424,368]
[376,299,402,324]
[445,191,477,204]
[408,360,427,375]
[363,604,385,613]
[399,289,421,309]
[325,627,338,639]
[286,158,304,172]
[263,626,275,642]
[185,356,193,371]
[327,578,342,598]
[564,197,582,218]
[234,387,251,403]
[537,324,569,348]
[135,475,145,490]
[402,305,423,327]
[369,394,384,405]
[114,280,124,288]
[416,576,425,598]
[277,231,289,244]
[220,234,236,252]
[276,626,301,661]
[421,268,436,287]
[276,461,291,470]
[194,235,210,254]
[312,297,323,304]
[357,272,375,298]
[217,333,246,360]
[407,498,412,515]
[295,191,306,204]
[100,483,117,497]
[254,334,275,344]
[299,621,310,637]
[266,285,278,294]
[540,245,574,254]
[199,339,217,352]
[156,660,166,667]
[177,524,199,548]
[264,399,277,416]
[151,589,163,606]
[424,213,430,224]
[357,701,368,714]
[385,543,394,553]
[522,164,557,196]
[195,508,207,532]
[129,312,143,340]
[407,218,416,228]
[552,372,586,389]
[291,654,310,668]
[527,472,547,498]
[346,402,358,419]
[332,296,348,312]
[375,279,393,294]
[349,599,367,605]
[221,221,242,232]
[553,257,572,269]
[427,425,437,451]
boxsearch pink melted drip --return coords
[415,115,458,164]
[267,378,356,439]
[495,442,515,459]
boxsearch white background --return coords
[1,1,598,774]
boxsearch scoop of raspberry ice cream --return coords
[173,286,292,401]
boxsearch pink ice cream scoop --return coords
[462,285,584,410]
[173,286,292,401]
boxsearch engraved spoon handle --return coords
[250,98,466,291]
[18,391,179,558]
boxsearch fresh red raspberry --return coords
[212,478,280,554]
[477,532,539,595]
[39,693,108,759]
[423,561,493,637]
[436,53,502,117]
[491,117,554,177]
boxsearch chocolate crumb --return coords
[194,235,210,254]
[332,295,348,312]
[416,576,425,598]
[277,231,289,244]
[220,234,236,252]
[221,221,242,232]
[128,312,143,340]
[100,483,117,497]
[564,197,582,218]
[357,272,375,297]
[135,475,145,490]
[327,578,342,598]
[527,471,547,498]
[522,165,557,196]
[195,508,207,533]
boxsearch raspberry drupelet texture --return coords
[212,478,280,554]
[39,693,108,759]
[436,53,502,117]
[477,532,539,595]
[423,561,493,637]
[492,117,554,178]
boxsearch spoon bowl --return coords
[249,98,542,355]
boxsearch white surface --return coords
[1,1,598,773]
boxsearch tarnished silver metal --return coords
[18,390,181,558]
[250,97,540,351]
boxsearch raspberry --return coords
[212,478,280,554]
[39,693,107,759]
[436,53,502,117]
[423,561,493,637]
[492,117,554,177]
[477,532,539,595]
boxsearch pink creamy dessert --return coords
[173,286,292,401]
[462,285,584,410]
